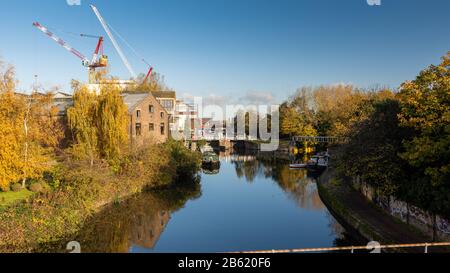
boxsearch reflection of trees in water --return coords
[326,212,365,250]
[232,155,325,211]
[326,212,346,240]
[46,181,202,253]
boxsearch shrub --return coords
[11,183,22,192]
[165,140,201,182]
[29,183,44,193]
[40,182,51,194]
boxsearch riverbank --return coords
[0,141,201,253]
[317,167,449,253]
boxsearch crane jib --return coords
[90,5,137,79]
[33,22,90,65]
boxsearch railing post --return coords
[425,243,428,254]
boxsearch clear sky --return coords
[0,0,449,104]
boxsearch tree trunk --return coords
[23,109,30,189]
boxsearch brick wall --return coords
[128,94,169,146]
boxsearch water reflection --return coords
[45,181,202,253]
[229,153,325,211]
[46,152,357,253]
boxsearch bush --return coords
[43,166,64,189]
[166,140,201,182]
[29,183,44,193]
[11,183,22,192]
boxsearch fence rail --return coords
[232,242,450,254]
[292,136,349,143]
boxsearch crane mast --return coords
[90,5,137,79]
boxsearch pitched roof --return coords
[121,93,150,112]
[53,91,72,99]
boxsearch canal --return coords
[63,153,357,253]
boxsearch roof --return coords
[121,93,151,112]
[53,92,72,99]
[151,91,176,99]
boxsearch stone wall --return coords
[352,177,450,242]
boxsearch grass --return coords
[0,190,34,209]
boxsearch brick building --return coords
[122,92,169,145]
[151,91,177,132]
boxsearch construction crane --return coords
[33,22,108,84]
[90,5,154,84]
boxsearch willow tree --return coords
[96,84,129,162]
[68,82,129,166]
[67,85,99,166]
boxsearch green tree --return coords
[397,52,450,215]
[337,98,413,196]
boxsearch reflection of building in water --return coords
[220,152,257,163]
[130,210,171,249]
[231,155,326,210]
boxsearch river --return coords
[55,152,358,253]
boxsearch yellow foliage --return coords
[0,62,62,191]
[67,82,129,166]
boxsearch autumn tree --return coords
[280,87,317,137]
[67,84,99,166]
[96,84,129,162]
[67,82,129,166]
[0,90,24,191]
[397,52,450,215]
[0,61,63,190]
[337,98,413,196]
[312,84,372,136]
[124,72,172,93]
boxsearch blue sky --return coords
[0,0,449,104]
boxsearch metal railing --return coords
[233,242,450,254]
[292,136,349,143]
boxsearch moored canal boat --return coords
[289,163,307,169]
[202,151,221,168]
[307,153,330,172]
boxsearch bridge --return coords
[292,136,349,143]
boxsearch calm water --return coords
[62,153,355,253]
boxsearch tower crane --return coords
[32,22,108,84]
[90,5,154,84]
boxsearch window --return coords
[136,110,141,118]
[149,123,155,131]
[160,112,165,118]
[161,100,174,111]
[160,123,165,135]
[136,123,142,136]
[149,105,154,113]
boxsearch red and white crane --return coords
[33,22,108,83]
[90,5,154,84]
